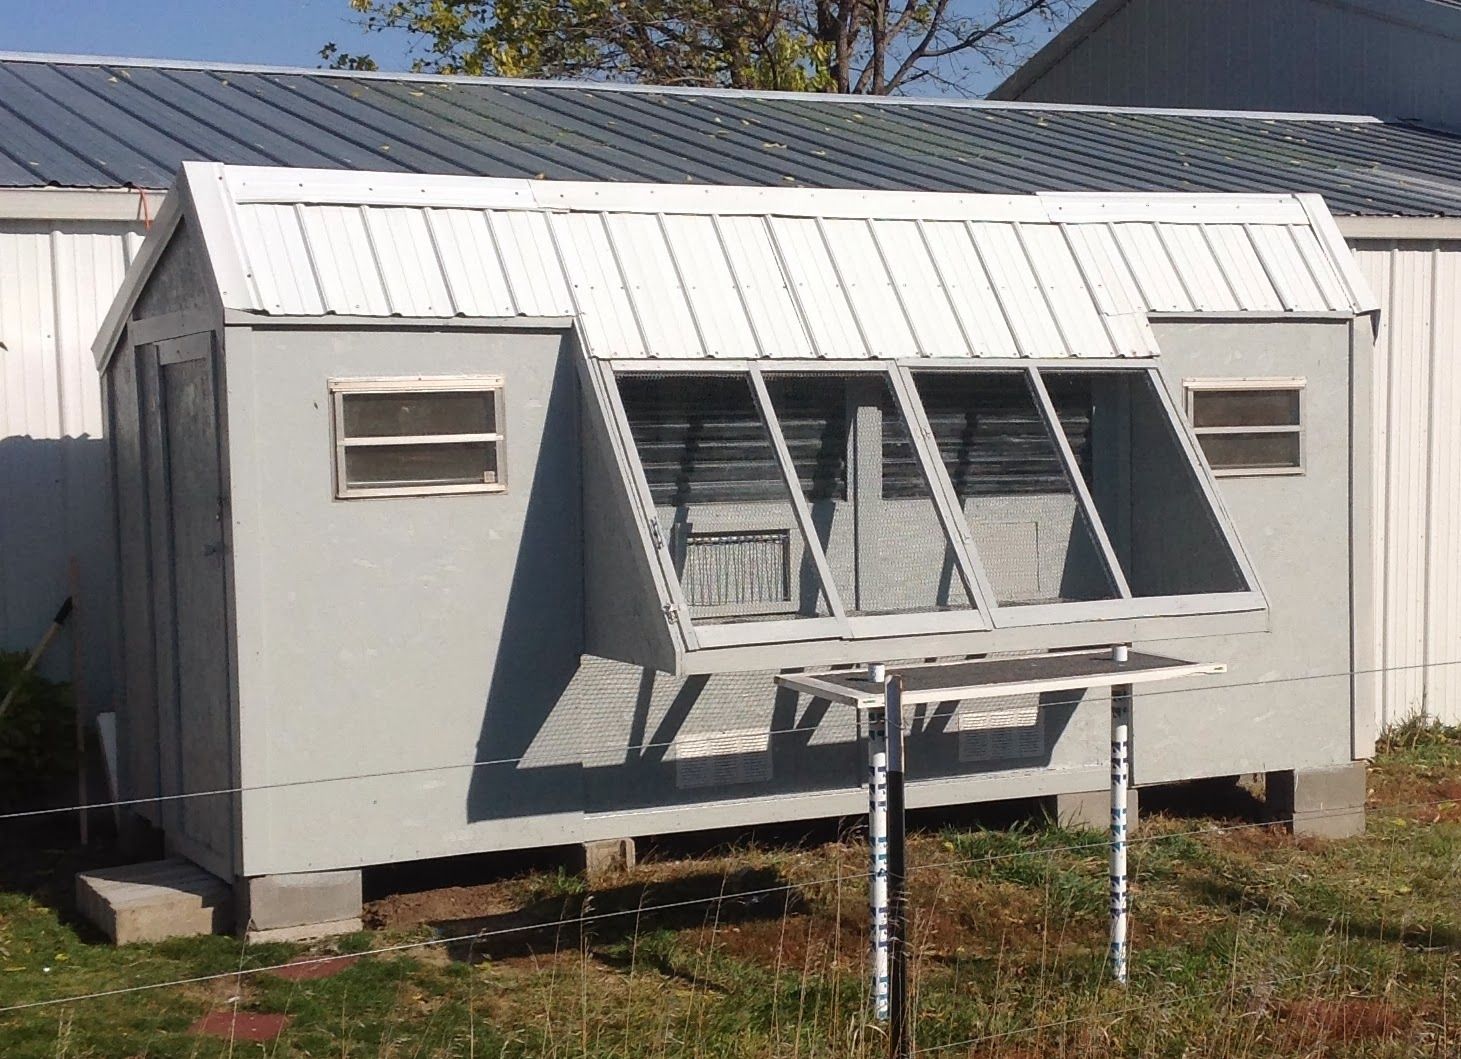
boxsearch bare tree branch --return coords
[328,0,1079,95]
[881,0,954,93]
[921,0,1054,60]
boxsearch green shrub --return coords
[1379,714,1461,754]
[0,651,75,801]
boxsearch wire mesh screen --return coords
[1044,370,1250,597]
[763,372,973,616]
[911,370,1119,606]
[617,372,834,624]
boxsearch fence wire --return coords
[2,791,1455,1018]
[2,653,1457,824]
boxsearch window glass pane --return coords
[344,442,498,490]
[1190,388,1299,428]
[764,372,972,616]
[342,390,495,438]
[1045,370,1249,596]
[617,373,835,625]
[913,371,1118,606]
[1198,431,1302,470]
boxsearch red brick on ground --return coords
[189,1010,290,1042]
[268,954,360,981]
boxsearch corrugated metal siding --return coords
[214,178,1364,359]
[1431,250,1461,726]
[1354,240,1461,727]
[0,223,140,438]
[0,220,143,700]
[6,56,1461,218]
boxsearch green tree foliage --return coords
[321,1,1077,94]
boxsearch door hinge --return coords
[663,603,680,626]
[649,516,666,551]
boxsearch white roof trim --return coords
[187,163,259,314]
[0,50,1386,123]
[0,187,165,222]
[1038,193,1310,226]
[1297,193,1381,313]
[1337,215,1461,239]
[225,165,1313,225]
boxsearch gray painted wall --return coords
[224,325,585,876]
[1139,318,1357,784]
[1006,0,1461,128]
[187,314,1357,878]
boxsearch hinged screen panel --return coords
[762,371,975,617]
[616,371,837,625]
[910,370,1120,607]
[594,357,1267,663]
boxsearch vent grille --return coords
[957,698,1046,763]
[679,528,792,613]
[674,729,774,789]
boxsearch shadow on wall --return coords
[0,436,115,713]
[465,351,585,824]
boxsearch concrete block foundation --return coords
[575,838,636,879]
[76,859,232,944]
[1041,788,1139,834]
[1266,762,1367,839]
[238,869,363,942]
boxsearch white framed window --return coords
[1184,378,1304,477]
[329,376,505,499]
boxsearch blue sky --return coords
[2,0,1072,95]
[3,0,415,69]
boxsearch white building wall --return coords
[0,221,143,701]
[1353,241,1461,728]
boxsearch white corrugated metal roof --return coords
[95,163,1378,364]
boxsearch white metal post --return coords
[1109,643,1131,985]
[866,663,890,1021]
[885,674,911,1059]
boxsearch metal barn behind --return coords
[91,164,1374,936]
[993,0,1461,127]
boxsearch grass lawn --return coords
[2,725,1460,1058]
